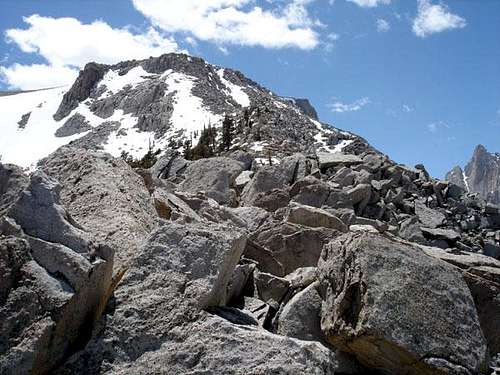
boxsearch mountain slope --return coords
[0,53,370,169]
[446,145,500,204]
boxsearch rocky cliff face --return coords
[446,145,500,204]
[1,55,500,374]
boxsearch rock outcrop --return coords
[0,170,113,375]
[447,145,500,204]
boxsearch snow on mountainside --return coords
[0,53,370,169]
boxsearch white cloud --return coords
[0,63,78,90]
[347,0,391,8]
[131,0,320,49]
[376,19,390,32]
[328,97,370,113]
[1,14,180,90]
[427,121,450,133]
[413,0,466,38]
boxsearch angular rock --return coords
[252,188,290,212]
[317,153,363,169]
[241,164,292,207]
[248,220,337,277]
[180,157,244,206]
[286,202,348,232]
[277,282,324,342]
[254,270,290,306]
[55,113,92,137]
[0,163,29,216]
[0,236,112,374]
[7,171,91,253]
[421,246,500,355]
[40,147,157,267]
[421,227,461,243]
[318,232,488,375]
[415,200,446,228]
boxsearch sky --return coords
[0,0,499,178]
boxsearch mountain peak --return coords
[447,145,500,204]
[0,53,371,169]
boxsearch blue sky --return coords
[0,0,499,178]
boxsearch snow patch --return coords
[103,110,168,159]
[163,70,223,136]
[0,86,89,169]
[98,66,153,98]
[217,69,250,107]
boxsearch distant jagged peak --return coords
[446,144,500,204]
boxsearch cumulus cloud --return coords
[0,64,78,90]
[1,14,180,90]
[131,0,320,49]
[346,0,391,8]
[328,97,370,113]
[376,19,390,32]
[413,0,466,38]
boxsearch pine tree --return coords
[220,115,234,151]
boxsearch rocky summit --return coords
[1,54,500,375]
[447,145,500,205]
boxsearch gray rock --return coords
[107,314,343,375]
[415,199,446,228]
[290,176,331,208]
[7,170,91,253]
[235,170,254,189]
[248,220,337,277]
[317,152,363,169]
[252,188,290,212]
[284,266,317,289]
[241,164,293,207]
[254,270,290,305]
[0,234,112,375]
[54,62,108,121]
[55,113,92,137]
[421,227,461,243]
[0,163,29,216]
[150,151,189,180]
[180,157,244,205]
[318,232,488,375]
[229,206,269,232]
[17,112,31,129]
[40,147,157,268]
[277,282,324,342]
[286,202,348,232]
[399,216,426,243]
[421,246,500,355]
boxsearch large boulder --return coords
[104,314,344,375]
[0,170,113,375]
[0,163,29,216]
[241,162,295,206]
[180,157,245,205]
[421,246,500,355]
[7,171,91,253]
[318,232,488,375]
[56,221,246,373]
[40,146,157,267]
[277,281,324,342]
[286,202,348,232]
[248,219,338,277]
[317,153,363,170]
